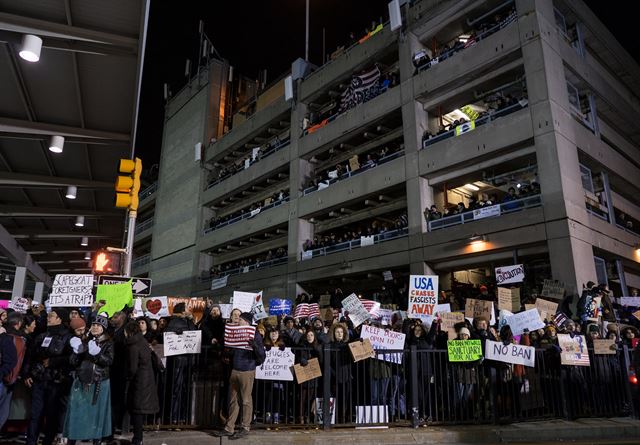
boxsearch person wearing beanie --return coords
[63,315,113,445]
[70,318,86,338]
[26,307,73,445]
[214,310,265,440]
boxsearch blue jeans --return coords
[0,382,14,431]
[27,380,69,445]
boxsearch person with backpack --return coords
[0,312,24,430]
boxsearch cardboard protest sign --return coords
[593,339,616,355]
[269,299,292,315]
[408,275,439,320]
[163,330,202,357]
[504,308,545,335]
[447,340,482,362]
[498,287,520,312]
[495,264,525,285]
[342,293,370,327]
[485,339,535,367]
[524,304,536,312]
[232,291,259,313]
[441,312,465,339]
[541,279,565,300]
[256,347,295,381]
[534,298,558,321]
[558,334,590,366]
[322,307,335,322]
[361,324,406,364]
[223,324,256,350]
[142,296,169,319]
[318,294,331,307]
[49,274,94,307]
[349,339,375,362]
[293,357,322,384]
[465,298,493,320]
[167,297,206,322]
[97,282,133,316]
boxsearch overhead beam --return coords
[0,171,113,189]
[0,223,50,285]
[9,229,117,240]
[0,31,136,57]
[0,117,130,141]
[0,12,138,51]
[0,205,122,217]
[27,249,94,255]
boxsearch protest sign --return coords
[211,275,228,290]
[408,275,438,320]
[318,294,331,307]
[541,279,565,300]
[342,293,370,327]
[465,298,492,320]
[360,235,374,247]
[269,298,293,315]
[294,303,320,319]
[524,304,536,312]
[593,339,616,355]
[558,334,590,366]
[142,296,169,319]
[219,303,233,319]
[447,340,482,362]
[498,287,520,312]
[97,282,133,316]
[361,324,406,364]
[377,309,394,326]
[167,297,206,322]
[504,308,545,335]
[534,298,558,321]
[495,264,525,285]
[251,292,268,321]
[0,300,9,310]
[223,324,256,350]
[633,309,640,321]
[585,296,601,321]
[232,291,259,313]
[620,297,640,307]
[163,330,202,357]
[441,312,465,339]
[498,309,513,331]
[10,297,30,313]
[361,299,381,317]
[256,347,295,381]
[322,307,335,322]
[349,339,375,362]
[132,298,144,318]
[473,204,501,220]
[485,339,535,367]
[293,357,322,384]
[49,274,94,307]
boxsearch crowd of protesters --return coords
[208,248,288,279]
[205,190,289,233]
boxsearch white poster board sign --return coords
[485,339,535,367]
[163,330,202,357]
[408,275,439,320]
[495,264,525,285]
[342,293,370,327]
[232,291,259,313]
[504,308,544,335]
[219,303,233,319]
[142,296,169,319]
[473,205,500,220]
[360,236,375,247]
[256,347,295,381]
[49,274,94,307]
[361,324,406,364]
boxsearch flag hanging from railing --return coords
[339,65,381,113]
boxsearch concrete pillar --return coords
[11,266,26,300]
[33,281,44,304]
[547,236,596,299]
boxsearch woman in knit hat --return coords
[63,315,113,445]
[70,317,86,339]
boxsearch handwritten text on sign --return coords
[408,275,439,320]
[49,274,94,307]
[256,348,295,381]
[484,339,535,367]
[495,264,525,285]
[447,340,482,362]
[163,330,202,357]
[341,293,370,327]
[224,324,256,350]
[361,324,406,364]
[504,308,545,335]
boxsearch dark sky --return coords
[135,0,639,169]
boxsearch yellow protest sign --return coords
[447,340,482,362]
[96,281,133,316]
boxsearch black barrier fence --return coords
[142,345,635,430]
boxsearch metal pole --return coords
[305,0,310,61]
[123,209,137,277]
[322,27,326,64]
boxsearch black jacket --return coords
[200,311,225,345]
[30,324,73,383]
[125,333,159,414]
[329,341,351,384]
[70,334,114,382]
[0,333,17,380]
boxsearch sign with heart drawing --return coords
[143,296,169,319]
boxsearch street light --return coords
[19,34,42,62]
[49,135,64,153]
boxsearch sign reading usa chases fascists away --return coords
[495,264,525,285]
[49,274,94,307]
[408,275,439,320]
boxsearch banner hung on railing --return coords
[455,120,476,136]
[473,204,500,220]
[211,275,228,290]
[484,339,535,367]
[408,274,439,320]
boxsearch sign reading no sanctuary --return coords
[49,274,94,307]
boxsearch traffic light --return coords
[115,157,142,211]
[93,250,122,275]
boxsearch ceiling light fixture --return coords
[80,237,88,247]
[19,34,42,62]
[469,234,487,245]
[84,252,91,260]
[49,135,65,153]
[75,216,85,227]
[66,185,77,199]
[464,183,480,191]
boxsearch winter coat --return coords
[70,334,114,382]
[125,332,159,414]
[30,324,73,383]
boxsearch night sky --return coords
[134,0,640,169]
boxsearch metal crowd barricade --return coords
[145,345,634,431]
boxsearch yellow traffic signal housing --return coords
[115,157,142,211]
[93,250,122,274]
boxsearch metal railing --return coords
[139,182,158,201]
[302,150,405,196]
[135,218,154,235]
[132,254,151,269]
[203,197,290,235]
[301,227,408,260]
[206,137,291,190]
[616,223,640,237]
[202,256,288,283]
[422,101,528,149]
[427,194,542,231]
[143,344,634,430]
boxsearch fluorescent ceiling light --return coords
[80,237,88,246]
[75,216,85,227]
[464,183,480,191]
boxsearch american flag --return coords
[224,324,256,350]
[339,65,381,113]
[294,303,320,319]
[360,299,381,317]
